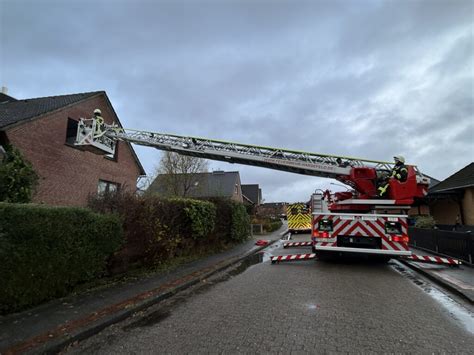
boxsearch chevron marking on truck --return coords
[283,242,312,248]
[287,203,312,231]
[404,254,461,266]
[270,253,316,263]
[313,215,410,253]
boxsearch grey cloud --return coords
[1,0,472,201]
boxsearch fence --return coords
[408,227,474,264]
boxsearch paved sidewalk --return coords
[0,226,286,354]
[401,247,474,304]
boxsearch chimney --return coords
[1,86,8,94]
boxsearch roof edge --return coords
[0,91,104,131]
[99,92,146,176]
[429,183,474,194]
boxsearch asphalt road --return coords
[67,234,474,354]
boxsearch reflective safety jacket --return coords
[391,163,408,182]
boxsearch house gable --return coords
[0,91,145,175]
[0,91,145,206]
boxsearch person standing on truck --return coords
[378,156,408,197]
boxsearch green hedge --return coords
[89,194,250,272]
[230,201,251,241]
[0,145,38,203]
[264,219,283,233]
[414,215,436,229]
[0,203,122,314]
[89,194,218,270]
[205,198,250,243]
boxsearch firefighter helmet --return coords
[394,155,405,164]
[93,109,102,116]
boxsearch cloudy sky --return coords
[1,0,472,202]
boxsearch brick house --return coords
[0,91,145,206]
[147,170,243,202]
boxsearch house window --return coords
[98,179,120,195]
[65,118,78,144]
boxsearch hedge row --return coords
[251,216,283,234]
[0,195,250,314]
[88,194,250,273]
[205,197,250,243]
[265,220,283,233]
[0,203,122,314]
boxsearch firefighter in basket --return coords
[377,156,408,197]
[93,109,106,137]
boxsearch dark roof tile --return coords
[429,162,474,193]
[0,90,145,175]
[148,171,241,198]
[0,93,17,103]
[0,91,101,129]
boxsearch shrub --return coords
[414,215,436,229]
[264,219,283,233]
[0,203,122,314]
[89,193,217,270]
[0,145,38,203]
[204,198,250,243]
[230,201,251,242]
[181,198,216,239]
[252,216,282,233]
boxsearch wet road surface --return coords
[67,234,474,354]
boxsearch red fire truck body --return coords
[311,212,411,257]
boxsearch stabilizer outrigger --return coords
[276,242,461,266]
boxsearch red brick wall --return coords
[5,94,143,206]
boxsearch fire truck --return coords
[74,112,460,265]
[286,202,311,233]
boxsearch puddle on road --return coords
[392,263,474,334]
[227,252,264,277]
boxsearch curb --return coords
[5,236,282,354]
[397,259,474,305]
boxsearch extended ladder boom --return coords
[75,117,394,179]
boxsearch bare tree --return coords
[155,152,209,197]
